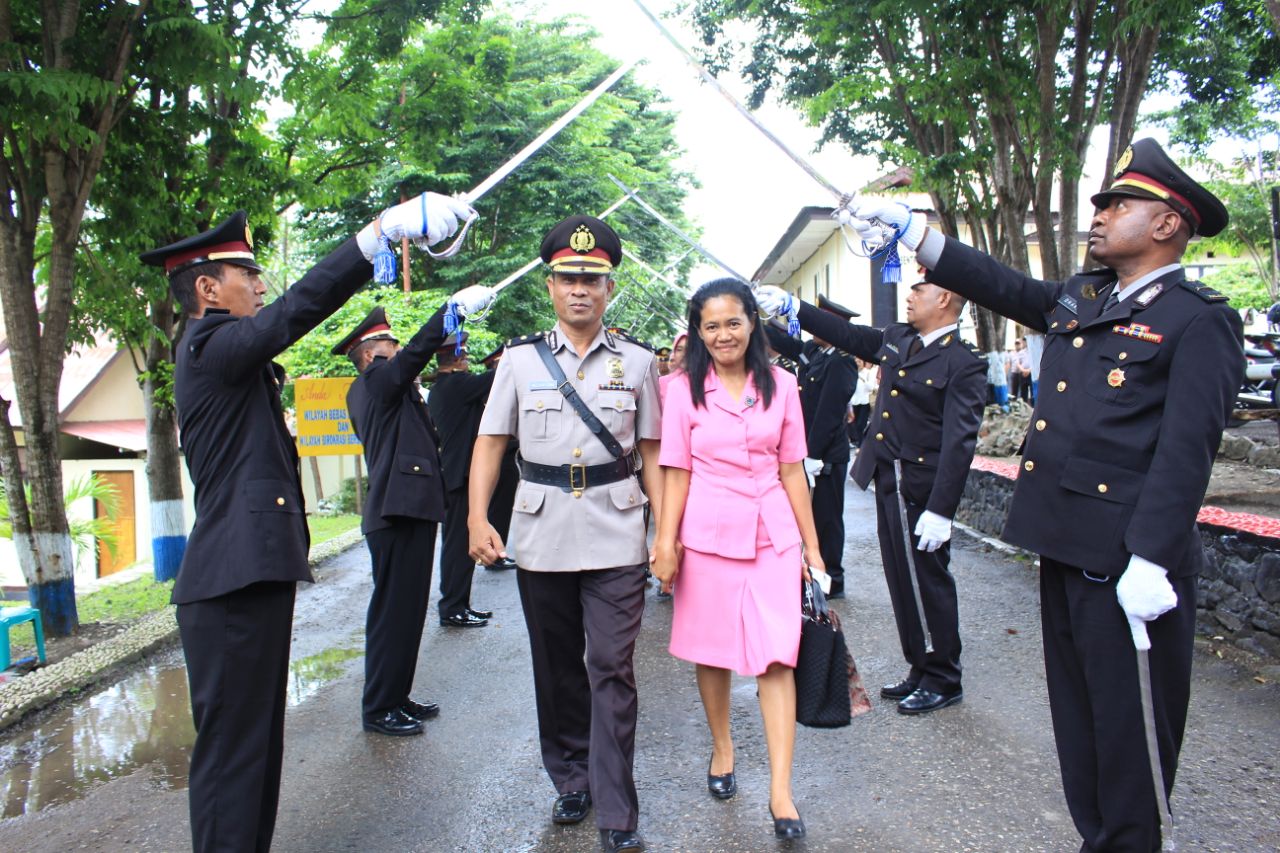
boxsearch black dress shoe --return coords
[551,790,591,825]
[599,829,645,852]
[401,699,439,721]
[897,686,963,715]
[827,578,846,600]
[363,708,423,736]
[655,588,671,601]
[706,757,736,800]
[468,607,494,619]
[440,611,488,628]
[485,557,517,571]
[770,807,806,839]
[880,678,920,700]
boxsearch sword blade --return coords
[1136,647,1177,851]
[893,459,933,654]
[629,0,846,202]
[465,59,638,204]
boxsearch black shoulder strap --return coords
[533,337,625,459]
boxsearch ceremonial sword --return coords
[892,459,933,654]
[1134,622,1177,851]
[427,59,639,260]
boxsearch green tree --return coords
[1195,151,1280,300]
[0,0,146,634]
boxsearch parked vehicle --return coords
[1238,334,1280,409]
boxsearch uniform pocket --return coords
[397,454,434,476]
[521,392,564,442]
[513,482,546,515]
[1059,455,1142,505]
[1083,335,1160,407]
[608,479,648,511]
[595,391,637,433]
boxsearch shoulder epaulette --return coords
[609,328,654,351]
[1179,279,1229,303]
[506,332,546,347]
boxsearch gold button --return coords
[573,448,582,458]
[925,379,933,385]
[881,355,888,362]
[1024,460,1034,472]
[917,457,924,463]
[1050,321,1059,329]
[890,389,899,397]
[1073,337,1084,348]
[276,497,285,506]
[882,411,890,420]
[1097,483,1108,494]
[1118,352,1127,361]
[628,495,635,505]
[1057,381,1067,392]
[536,400,544,409]
[413,465,420,472]
[875,433,884,441]
[577,370,585,379]
[898,369,906,377]
[616,400,624,409]
[1035,419,1046,431]
[572,490,583,499]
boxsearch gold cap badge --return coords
[1114,145,1134,178]
[569,225,596,254]
[244,222,254,248]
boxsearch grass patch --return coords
[308,513,361,545]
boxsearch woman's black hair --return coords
[684,278,776,410]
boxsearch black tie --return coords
[1102,287,1120,313]
[907,336,923,358]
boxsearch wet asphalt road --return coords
[2,479,1279,852]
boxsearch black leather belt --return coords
[518,453,635,493]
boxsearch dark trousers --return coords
[438,486,476,618]
[873,466,962,693]
[177,581,295,853]
[516,564,647,831]
[849,404,871,447]
[363,520,436,718]
[1040,557,1195,853]
[812,460,848,582]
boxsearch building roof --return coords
[752,207,839,286]
[0,330,123,427]
[61,419,148,452]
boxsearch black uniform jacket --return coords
[173,238,372,605]
[930,236,1243,576]
[427,368,497,493]
[347,305,450,534]
[766,328,858,464]
[796,303,987,519]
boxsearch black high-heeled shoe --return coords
[769,806,806,839]
[706,756,736,800]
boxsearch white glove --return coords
[913,510,952,552]
[851,201,927,251]
[755,285,794,319]
[450,284,496,318]
[1116,555,1177,651]
[357,192,477,259]
[802,457,825,477]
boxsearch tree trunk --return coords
[142,299,187,582]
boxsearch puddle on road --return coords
[0,643,363,820]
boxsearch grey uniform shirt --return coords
[478,323,662,571]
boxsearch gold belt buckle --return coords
[569,463,587,497]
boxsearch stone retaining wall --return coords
[0,525,367,731]
[957,456,1280,660]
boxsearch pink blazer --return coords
[659,366,806,559]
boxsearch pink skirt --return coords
[668,520,802,676]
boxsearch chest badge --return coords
[1107,368,1126,388]
[1065,319,1078,330]
[1081,283,1098,300]
[607,356,624,380]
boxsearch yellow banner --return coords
[295,377,362,457]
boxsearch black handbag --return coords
[795,579,871,728]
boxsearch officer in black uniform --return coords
[143,194,472,852]
[765,296,859,598]
[852,138,1242,851]
[427,331,499,627]
[760,276,987,714]
[335,292,492,736]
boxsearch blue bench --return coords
[0,606,47,670]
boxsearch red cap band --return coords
[163,239,256,273]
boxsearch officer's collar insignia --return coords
[1065,319,1079,330]
[1134,282,1163,307]
[1114,145,1134,177]
[1107,367,1126,387]
[1081,284,1098,300]
[886,343,899,353]
[941,334,953,346]
[1112,322,1163,343]
[569,225,597,253]
[1058,295,1078,314]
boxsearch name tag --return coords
[1058,295,1078,314]
[885,343,900,354]
[528,380,558,391]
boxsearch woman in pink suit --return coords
[651,279,824,840]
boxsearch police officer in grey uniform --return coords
[852,138,1242,852]
[468,215,662,853]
